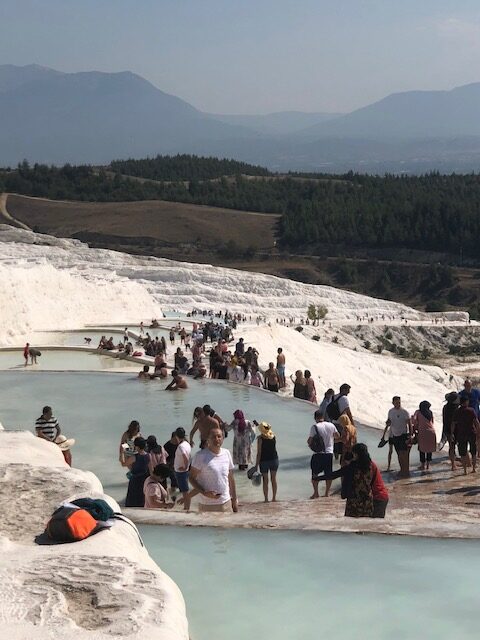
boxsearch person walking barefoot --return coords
[412,401,436,471]
[452,395,480,475]
[255,422,279,502]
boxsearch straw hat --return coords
[259,421,275,439]
[55,435,75,451]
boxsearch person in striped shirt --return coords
[35,406,61,442]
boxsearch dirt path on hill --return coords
[0,193,32,230]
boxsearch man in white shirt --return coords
[385,396,412,477]
[189,427,238,513]
[307,409,340,498]
[173,427,192,510]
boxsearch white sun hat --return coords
[55,435,76,451]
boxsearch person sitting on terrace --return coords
[104,336,115,350]
[143,464,175,509]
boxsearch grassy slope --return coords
[7,193,480,313]
[7,194,278,249]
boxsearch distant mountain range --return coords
[2,64,480,173]
[210,111,342,135]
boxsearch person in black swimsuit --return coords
[255,421,279,502]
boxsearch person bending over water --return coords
[314,443,389,518]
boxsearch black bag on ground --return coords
[309,425,325,453]
[38,506,109,544]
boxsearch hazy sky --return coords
[1,0,480,114]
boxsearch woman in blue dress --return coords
[125,437,150,507]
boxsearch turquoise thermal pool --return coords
[0,371,389,501]
[0,349,140,371]
[141,525,479,640]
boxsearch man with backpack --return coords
[307,409,339,499]
[327,383,355,460]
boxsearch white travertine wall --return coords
[0,431,189,640]
[0,225,432,345]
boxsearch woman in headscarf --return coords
[412,401,437,471]
[338,413,357,465]
[314,443,389,518]
[227,409,255,470]
[255,422,279,502]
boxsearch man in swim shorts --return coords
[190,407,220,449]
[276,347,286,388]
[264,362,280,392]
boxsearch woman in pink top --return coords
[143,464,174,509]
[146,435,167,474]
[412,401,437,471]
[250,366,263,388]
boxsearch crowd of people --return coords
[32,370,480,521]
[27,308,480,523]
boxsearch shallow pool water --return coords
[0,350,140,371]
[0,371,388,502]
[141,525,479,640]
[36,327,173,347]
